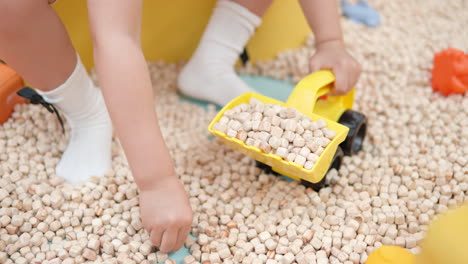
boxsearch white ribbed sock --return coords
[38,55,113,183]
[178,0,261,106]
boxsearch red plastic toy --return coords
[432,48,468,96]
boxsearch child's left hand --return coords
[309,39,362,95]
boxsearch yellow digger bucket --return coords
[209,70,351,183]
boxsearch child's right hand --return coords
[139,176,193,253]
[86,0,193,253]
[309,40,361,95]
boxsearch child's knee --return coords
[0,0,49,34]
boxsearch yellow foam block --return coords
[52,0,311,70]
[416,205,468,264]
[366,205,468,264]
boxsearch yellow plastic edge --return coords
[287,70,355,122]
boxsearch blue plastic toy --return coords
[341,0,380,27]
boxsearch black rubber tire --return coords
[255,161,281,176]
[338,110,368,156]
[301,147,344,191]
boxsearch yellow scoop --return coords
[208,70,357,185]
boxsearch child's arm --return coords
[87,0,192,252]
[299,0,361,95]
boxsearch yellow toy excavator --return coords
[209,70,367,190]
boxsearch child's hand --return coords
[309,40,362,95]
[139,176,193,253]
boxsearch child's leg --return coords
[0,0,76,90]
[178,0,273,106]
[0,0,112,183]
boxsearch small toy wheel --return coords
[255,161,281,176]
[301,147,344,191]
[338,110,367,156]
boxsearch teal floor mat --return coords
[164,74,294,263]
[240,74,294,101]
[179,74,295,108]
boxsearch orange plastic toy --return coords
[432,48,468,96]
[0,62,26,124]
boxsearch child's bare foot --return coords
[178,0,261,106]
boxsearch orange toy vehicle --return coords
[432,48,468,96]
[0,61,26,124]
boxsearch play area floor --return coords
[0,0,467,263]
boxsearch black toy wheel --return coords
[255,161,281,176]
[301,147,344,191]
[338,110,367,156]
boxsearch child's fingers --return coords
[309,56,330,74]
[350,63,362,89]
[173,229,184,252]
[159,227,178,253]
[150,228,163,248]
[175,226,191,250]
[331,66,349,95]
[309,61,322,73]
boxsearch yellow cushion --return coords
[53,0,311,70]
